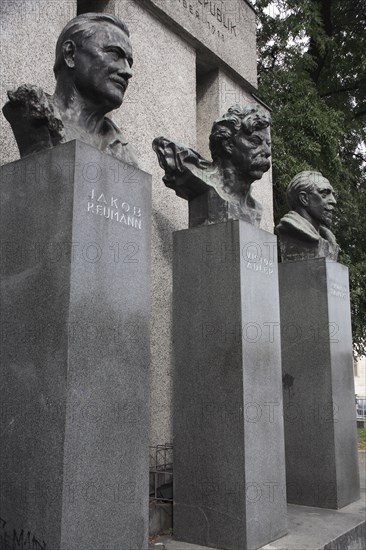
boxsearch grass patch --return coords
[357,427,366,450]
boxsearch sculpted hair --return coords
[287,171,328,209]
[209,103,271,161]
[54,13,130,78]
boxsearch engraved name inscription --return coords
[245,251,274,276]
[202,242,277,270]
[330,280,348,300]
[87,189,142,230]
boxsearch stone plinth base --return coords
[0,141,152,549]
[172,220,287,550]
[279,258,360,509]
[150,487,366,550]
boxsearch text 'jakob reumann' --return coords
[87,189,142,230]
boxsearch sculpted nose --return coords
[329,193,337,205]
[262,143,271,158]
[118,59,133,81]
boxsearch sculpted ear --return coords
[63,40,76,69]
[298,190,309,207]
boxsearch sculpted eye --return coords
[249,136,262,146]
[106,48,120,61]
[105,47,133,68]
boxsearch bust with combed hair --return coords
[276,170,339,261]
[3,13,139,167]
[153,103,271,227]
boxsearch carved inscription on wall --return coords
[145,0,257,85]
[174,0,239,40]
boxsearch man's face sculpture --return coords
[301,177,337,227]
[71,23,133,110]
[230,125,271,181]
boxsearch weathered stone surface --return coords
[0,141,151,548]
[279,258,360,509]
[143,0,257,87]
[173,220,287,549]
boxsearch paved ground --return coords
[150,451,366,550]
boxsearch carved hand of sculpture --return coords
[152,137,212,200]
[3,84,65,157]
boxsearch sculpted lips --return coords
[110,77,128,92]
[322,208,334,225]
[252,159,271,171]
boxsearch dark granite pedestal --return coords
[0,141,152,549]
[173,220,287,550]
[279,258,360,509]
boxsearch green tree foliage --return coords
[254,0,366,354]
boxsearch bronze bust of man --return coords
[153,103,271,227]
[276,171,339,261]
[3,13,139,167]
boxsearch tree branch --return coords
[354,109,366,119]
[343,152,366,162]
[320,79,365,98]
[308,0,333,83]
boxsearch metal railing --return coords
[149,443,173,502]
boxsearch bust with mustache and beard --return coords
[153,104,272,228]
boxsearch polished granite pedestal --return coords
[172,220,287,550]
[0,141,152,549]
[279,259,360,509]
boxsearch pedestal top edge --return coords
[173,218,276,237]
[278,256,348,270]
[0,140,152,179]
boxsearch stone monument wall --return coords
[0,0,273,446]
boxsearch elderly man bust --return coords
[3,13,139,167]
[276,171,339,262]
[153,103,271,227]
